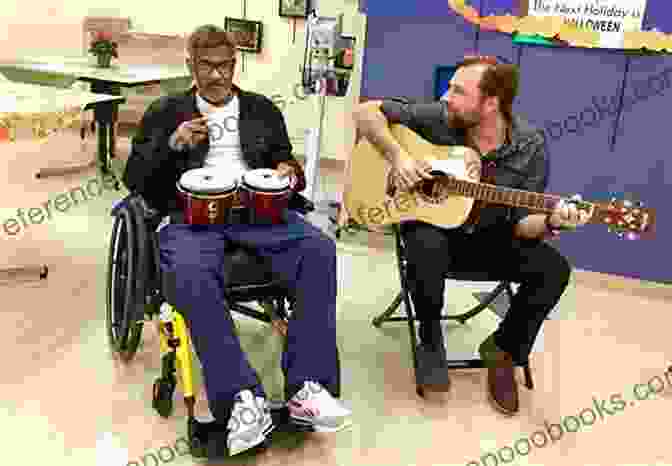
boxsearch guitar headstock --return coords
[598,197,655,240]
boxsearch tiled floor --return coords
[2,131,672,466]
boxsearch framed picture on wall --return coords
[279,0,310,18]
[224,17,263,53]
[335,36,356,70]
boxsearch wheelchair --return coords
[105,191,326,456]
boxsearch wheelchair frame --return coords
[371,224,534,398]
[106,193,311,427]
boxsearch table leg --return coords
[36,80,122,187]
[0,265,48,283]
[96,105,110,173]
[93,102,121,190]
[34,160,97,179]
[34,101,110,179]
[109,104,118,160]
[91,82,122,186]
[35,101,121,188]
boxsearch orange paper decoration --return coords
[462,5,480,23]
[492,15,517,34]
[478,16,500,31]
[447,0,672,51]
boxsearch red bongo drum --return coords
[239,168,293,225]
[176,168,239,224]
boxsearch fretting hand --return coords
[548,195,592,230]
[465,160,481,181]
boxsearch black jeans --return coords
[400,221,571,363]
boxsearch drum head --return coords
[179,168,237,194]
[242,169,290,192]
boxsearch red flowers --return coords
[92,30,112,42]
[89,30,119,58]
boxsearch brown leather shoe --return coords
[415,343,451,393]
[478,334,519,415]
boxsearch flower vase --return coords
[96,54,112,68]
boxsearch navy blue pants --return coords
[158,211,338,420]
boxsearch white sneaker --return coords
[287,381,352,432]
[226,390,274,456]
[255,396,275,437]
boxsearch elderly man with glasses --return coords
[123,24,351,458]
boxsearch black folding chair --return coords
[372,224,534,398]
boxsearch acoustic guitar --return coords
[343,124,655,239]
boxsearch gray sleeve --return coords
[379,99,448,132]
[510,130,549,224]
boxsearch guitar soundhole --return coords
[417,174,453,204]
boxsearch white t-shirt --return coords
[197,93,249,180]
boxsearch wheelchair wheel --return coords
[106,207,143,362]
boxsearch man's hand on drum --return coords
[173,117,210,148]
[276,162,298,189]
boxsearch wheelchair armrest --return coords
[129,192,163,224]
[288,192,315,215]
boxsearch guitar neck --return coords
[448,178,590,216]
[443,178,653,231]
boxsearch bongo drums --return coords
[239,168,293,225]
[176,168,239,224]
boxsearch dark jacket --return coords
[380,98,549,232]
[122,84,306,217]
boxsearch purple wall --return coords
[360,5,672,283]
[362,0,672,33]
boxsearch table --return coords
[0,56,190,178]
[0,80,125,179]
[0,81,124,282]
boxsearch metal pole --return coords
[314,86,327,209]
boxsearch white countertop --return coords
[1,81,123,114]
[0,55,190,85]
[0,81,125,141]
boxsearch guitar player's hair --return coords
[456,56,520,124]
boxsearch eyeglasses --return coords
[195,59,236,75]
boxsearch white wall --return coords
[1,0,366,161]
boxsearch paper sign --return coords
[528,0,648,48]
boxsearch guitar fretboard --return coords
[445,178,563,213]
